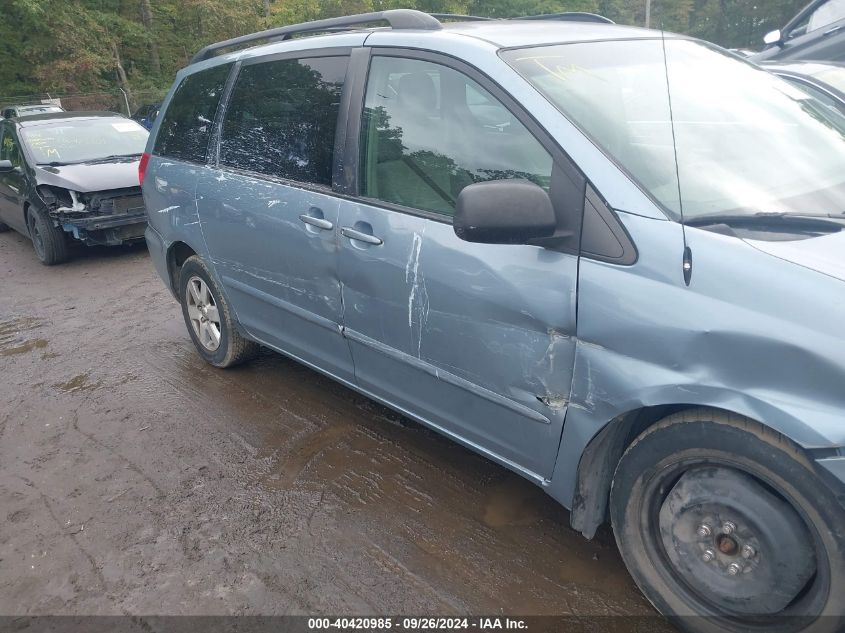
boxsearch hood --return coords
[34,160,140,193]
[745,231,845,282]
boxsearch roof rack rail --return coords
[514,12,614,24]
[428,13,490,22]
[191,9,441,64]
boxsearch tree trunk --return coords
[263,0,271,17]
[140,0,162,75]
[111,39,133,112]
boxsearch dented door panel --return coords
[196,170,354,382]
[338,199,578,480]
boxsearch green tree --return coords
[0,0,818,103]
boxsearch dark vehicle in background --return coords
[2,104,65,119]
[0,111,149,264]
[753,0,845,63]
[131,103,161,130]
[762,61,845,116]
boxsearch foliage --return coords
[0,0,809,101]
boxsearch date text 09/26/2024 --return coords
[307,618,528,631]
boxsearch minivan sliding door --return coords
[196,53,356,383]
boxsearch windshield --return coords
[21,118,148,165]
[504,39,845,220]
[18,105,63,116]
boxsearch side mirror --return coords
[0,160,14,173]
[764,29,783,46]
[454,179,556,245]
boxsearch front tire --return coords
[27,207,68,265]
[610,409,845,633]
[178,256,259,368]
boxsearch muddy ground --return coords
[0,230,667,626]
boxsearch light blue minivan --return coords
[141,11,845,631]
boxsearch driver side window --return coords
[359,56,552,217]
[0,126,21,167]
[791,0,845,37]
[809,0,845,31]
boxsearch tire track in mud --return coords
[38,491,110,595]
[14,474,111,600]
[0,236,666,621]
[70,409,166,499]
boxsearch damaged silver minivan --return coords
[142,11,845,632]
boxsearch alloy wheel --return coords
[185,276,222,352]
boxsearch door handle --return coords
[824,25,842,36]
[341,227,383,246]
[299,214,333,230]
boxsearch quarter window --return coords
[154,62,232,163]
[219,56,348,186]
[359,56,552,217]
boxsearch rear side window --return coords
[154,63,232,163]
[219,56,348,186]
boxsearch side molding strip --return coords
[344,328,552,425]
[221,275,343,334]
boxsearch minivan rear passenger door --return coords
[196,53,355,382]
[336,52,586,480]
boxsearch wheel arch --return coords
[566,402,839,540]
[166,242,250,341]
[22,200,32,236]
[167,240,198,295]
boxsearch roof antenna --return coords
[661,25,693,286]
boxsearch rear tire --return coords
[610,409,845,633]
[27,207,68,265]
[178,255,259,368]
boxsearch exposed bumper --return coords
[144,223,173,297]
[59,211,147,246]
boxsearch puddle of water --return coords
[0,316,43,339]
[0,316,48,356]
[0,338,48,356]
[482,475,549,528]
[262,422,352,490]
[53,373,103,393]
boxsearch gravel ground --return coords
[0,230,667,626]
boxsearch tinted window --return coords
[359,56,552,216]
[219,56,348,185]
[1,126,22,167]
[154,63,232,162]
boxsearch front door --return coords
[196,54,355,382]
[337,53,585,480]
[0,123,27,232]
